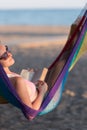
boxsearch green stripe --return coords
[69,30,87,71]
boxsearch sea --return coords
[0,9,81,26]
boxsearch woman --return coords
[0,44,48,111]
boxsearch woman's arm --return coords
[32,81,48,110]
[14,77,48,110]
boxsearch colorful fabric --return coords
[69,30,87,70]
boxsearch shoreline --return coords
[0,25,69,46]
[0,25,70,33]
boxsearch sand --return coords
[0,25,87,130]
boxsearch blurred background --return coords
[0,0,86,72]
[0,0,87,130]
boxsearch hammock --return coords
[0,6,87,120]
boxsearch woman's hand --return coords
[35,80,48,94]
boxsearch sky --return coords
[0,0,87,9]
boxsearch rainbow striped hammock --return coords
[0,6,87,120]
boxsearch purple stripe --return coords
[40,17,87,111]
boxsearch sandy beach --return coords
[0,25,87,130]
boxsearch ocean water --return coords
[0,9,81,26]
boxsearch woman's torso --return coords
[7,73,37,102]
